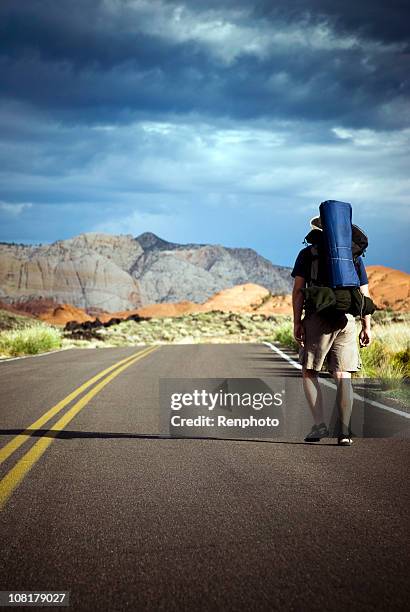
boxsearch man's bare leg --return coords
[302,367,325,425]
[333,371,353,440]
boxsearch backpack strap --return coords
[310,245,319,286]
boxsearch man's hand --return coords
[359,284,372,348]
[294,322,304,347]
[359,327,372,347]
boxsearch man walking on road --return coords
[291,207,373,446]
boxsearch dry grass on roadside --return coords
[359,321,409,385]
[0,324,62,357]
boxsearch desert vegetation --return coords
[0,310,62,357]
[65,311,285,346]
[359,311,409,386]
[1,308,409,396]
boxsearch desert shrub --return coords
[376,361,407,390]
[0,325,62,357]
[370,323,410,353]
[0,308,36,332]
[391,347,410,378]
[372,310,410,325]
[271,320,299,351]
[360,340,388,374]
[360,338,408,386]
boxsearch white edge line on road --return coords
[263,341,410,420]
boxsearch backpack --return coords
[302,200,376,317]
[306,229,365,287]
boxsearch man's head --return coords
[310,216,322,230]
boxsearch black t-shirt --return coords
[291,246,368,285]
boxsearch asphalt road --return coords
[0,344,409,611]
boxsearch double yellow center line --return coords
[0,346,157,510]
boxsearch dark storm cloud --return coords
[0,1,200,70]
[1,1,409,271]
[0,0,408,129]
[253,0,410,45]
[174,0,410,44]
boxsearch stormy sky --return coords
[0,0,409,270]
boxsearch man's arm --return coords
[359,283,372,347]
[292,276,306,346]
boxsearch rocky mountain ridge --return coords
[0,232,292,311]
[1,265,409,328]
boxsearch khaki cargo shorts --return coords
[300,311,361,373]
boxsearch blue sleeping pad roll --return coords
[319,200,360,288]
